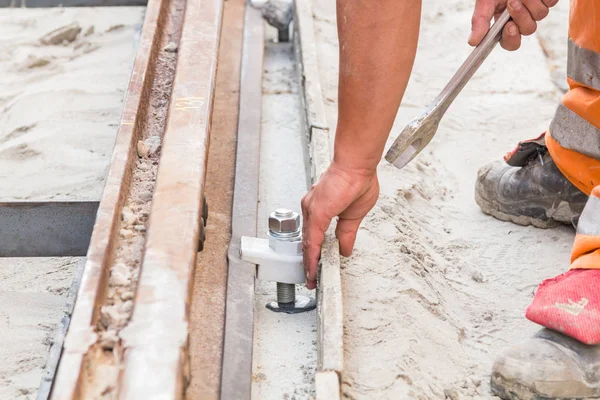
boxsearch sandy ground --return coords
[0,7,142,398]
[310,0,572,398]
[0,7,142,200]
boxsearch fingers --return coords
[507,0,537,36]
[470,0,553,48]
[500,20,522,50]
[522,0,549,21]
[469,0,497,46]
[541,0,558,8]
[301,196,327,290]
[336,217,362,257]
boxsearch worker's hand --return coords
[468,0,557,51]
[301,161,379,289]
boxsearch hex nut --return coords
[268,209,300,234]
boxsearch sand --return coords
[0,7,143,200]
[0,7,143,398]
[310,0,572,398]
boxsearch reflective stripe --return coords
[577,195,600,236]
[568,39,600,92]
[549,103,600,160]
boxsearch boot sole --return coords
[475,190,560,229]
[491,377,599,400]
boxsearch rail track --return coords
[0,0,344,398]
[50,0,221,396]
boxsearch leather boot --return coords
[476,150,587,228]
[491,329,600,399]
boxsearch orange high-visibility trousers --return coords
[545,0,600,270]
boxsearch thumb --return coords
[336,218,362,257]
[469,0,497,46]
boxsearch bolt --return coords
[277,282,295,305]
[278,27,290,43]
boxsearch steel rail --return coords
[220,4,263,400]
[51,0,172,395]
[119,0,223,395]
[49,0,224,395]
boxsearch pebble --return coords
[111,263,131,286]
[120,291,134,301]
[25,56,51,69]
[138,191,153,202]
[163,42,178,52]
[100,305,126,329]
[482,311,493,322]
[119,229,134,239]
[120,300,134,314]
[40,22,82,45]
[121,207,137,225]
[471,270,484,283]
[144,136,161,156]
[84,26,95,36]
[106,24,125,33]
[138,160,151,171]
[133,225,146,232]
[443,388,462,400]
[99,330,119,349]
[136,140,149,158]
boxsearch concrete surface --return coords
[251,25,317,400]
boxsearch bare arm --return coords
[334,0,422,171]
[301,0,422,289]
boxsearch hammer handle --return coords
[434,9,511,115]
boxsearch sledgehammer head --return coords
[384,108,441,170]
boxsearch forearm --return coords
[334,0,421,172]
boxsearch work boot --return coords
[475,134,587,228]
[491,329,600,400]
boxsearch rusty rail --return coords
[220,4,263,400]
[50,0,223,395]
[120,0,223,394]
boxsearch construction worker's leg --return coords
[490,1,600,398]
[526,185,600,345]
[492,189,600,399]
[526,0,600,345]
[543,0,600,195]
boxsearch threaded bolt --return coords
[274,208,293,217]
[278,28,289,43]
[276,282,295,305]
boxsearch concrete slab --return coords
[0,202,98,257]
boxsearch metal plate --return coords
[0,201,98,257]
